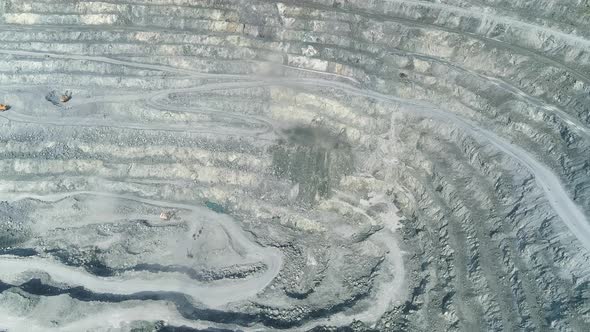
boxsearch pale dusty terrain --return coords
[0,1,589,331]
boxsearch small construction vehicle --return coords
[60,91,72,103]
[160,211,174,221]
[46,90,72,106]
[0,104,10,111]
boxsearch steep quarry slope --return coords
[0,0,589,331]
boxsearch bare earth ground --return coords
[0,0,590,331]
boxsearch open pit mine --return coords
[0,0,589,331]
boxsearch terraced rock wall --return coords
[0,0,589,331]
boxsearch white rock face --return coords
[0,0,589,331]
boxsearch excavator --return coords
[46,90,72,106]
[160,211,173,220]
[3,90,71,111]
[60,91,72,103]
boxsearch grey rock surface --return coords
[0,0,589,331]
